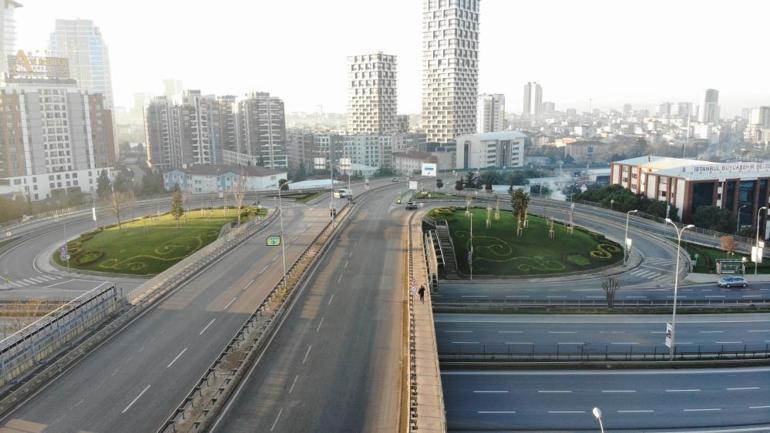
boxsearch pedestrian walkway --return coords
[408,220,446,433]
[0,274,63,289]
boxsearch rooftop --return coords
[171,165,285,177]
[457,131,528,141]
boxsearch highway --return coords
[442,368,770,432]
[211,184,406,433]
[0,200,332,433]
[436,313,770,355]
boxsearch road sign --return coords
[266,235,281,246]
[752,246,764,264]
[625,238,633,249]
[60,244,69,261]
[92,207,97,222]
[421,162,437,177]
[665,323,672,348]
[408,181,418,191]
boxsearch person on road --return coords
[418,285,426,303]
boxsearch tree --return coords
[106,189,134,230]
[96,169,111,200]
[140,169,165,197]
[170,189,185,228]
[720,235,736,256]
[464,172,478,189]
[454,179,464,191]
[602,277,620,309]
[479,170,503,189]
[693,206,736,233]
[279,178,289,191]
[436,178,444,189]
[511,188,530,236]
[231,172,247,226]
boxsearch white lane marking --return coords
[316,317,324,333]
[705,295,726,299]
[716,341,743,344]
[461,295,488,298]
[199,318,216,335]
[610,342,639,345]
[328,294,335,305]
[618,409,654,413]
[748,329,770,333]
[452,341,480,344]
[683,408,721,412]
[270,408,283,431]
[497,330,523,334]
[240,278,256,291]
[505,295,530,298]
[548,410,585,414]
[538,390,572,394]
[302,345,312,364]
[699,330,724,334]
[743,295,762,299]
[548,331,577,334]
[223,297,237,310]
[557,342,583,345]
[272,255,278,262]
[478,410,516,414]
[506,342,533,345]
[258,265,269,275]
[344,260,349,269]
[445,330,473,333]
[602,390,636,393]
[727,387,760,391]
[337,274,343,283]
[473,390,509,394]
[750,405,770,409]
[166,348,188,368]
[121,385,151,414]
[625,296,648,300]
[666,389,700,393]
[546,295,567,299]
[288,375,299,394]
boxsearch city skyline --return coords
[12,0,770,116]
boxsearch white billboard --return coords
[421,162,437,177]
[409,181,418,190]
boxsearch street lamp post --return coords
[624,210,638,264]
[610,199,614,211]
[469,211,473,281]
[277,182,288,289]
[737,204,747,235]
[665,218,695,361]
[592,407,605,433]
[755,206,767,275]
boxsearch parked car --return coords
[392,177,399,182]
[717,276,748,288]
[405,201,418,210]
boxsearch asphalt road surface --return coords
[443,368,770,432]
[0,202,330,433]
[210,185,406,433]
[436,313,770,355]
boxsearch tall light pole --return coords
[665,218,695,361]
[737,204,747,235]
[469,211,474,281]
[277,181,288,289]
[755,206,767,275]
[592,407,605,433]
[624,210,638,264]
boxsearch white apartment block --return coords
[348,52,397,135]
[421,0,480,145]
[344,135,403,170]
[477,93,505,133]
[523,81,542,117]
[455,132,526,170]
[1,0,21,76]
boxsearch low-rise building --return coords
[455,132,526,170]
[163,165,287,194]
[392,150,438,176]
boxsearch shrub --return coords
[72,250,104,266]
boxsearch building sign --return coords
[716,259,744,274]
[266,235,281,246]
[8,50,71,80]
[421,163,437,177]
[681,162,770,176]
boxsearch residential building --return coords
[163,79,184,104]
[455,131,526,170]
[348,52,397,135]
[523,81,542,117]
[285,128,315,172]
[216,95,239,153]
[477,94,505,133]
[344,134,402,171]
[182,90,222,166]
[237,92,287,169]
[0,52,115,200]
[163,164,287,194]
[541,101,556,115]
[657,102,672,118]
[314,134,346,168]
[677,102,693,120]
[48,19,114,110]
[611,156,770,233]
[700,88,720,124]
[745,107,770,147]
[421,0,480,145]
[396,114,410,134]
[145,96,184,170]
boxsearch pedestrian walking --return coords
[418,285,426,303]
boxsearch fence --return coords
[434,297,770,311]
[0,285,124,389]
[440,342,770,363]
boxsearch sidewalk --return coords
[409,222,446,433]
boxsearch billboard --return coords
[421,163,437,177]
[408,181,418,190]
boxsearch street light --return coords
[277,182,288,289]
[624,210,638,264]
[665,218,695,361]
[755,206,767,275]
[610,199,614,211]
[737,204,748,235]
[592,407,605,433]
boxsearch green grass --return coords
[53,208,265,275]
[431,207,623,276]
[680,241,770,274]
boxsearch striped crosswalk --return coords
[0,274,62,289]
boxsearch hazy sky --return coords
[16,0,770,116]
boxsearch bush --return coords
[72,250,104,266]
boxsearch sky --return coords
[15,0,770,116]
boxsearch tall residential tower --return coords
[700,88,720,124]
[477,94,505,133]
[348,52,397,135]
[523,81,542,117]
[421,0,480,145]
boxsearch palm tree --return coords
[510,188,530,237]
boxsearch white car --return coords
[717,276,748,288]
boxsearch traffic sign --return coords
[60,244,70,261]
[266,235,281,246]
[664,323,672,348]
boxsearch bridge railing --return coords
[434,297,770,310]
[0,285,124,389]
[440,342,770,362]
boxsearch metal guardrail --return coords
[406,212,419,432]
[440,342,770,362]
[156,202,352,433]
[434,298,770,311]
[0,285,124,389]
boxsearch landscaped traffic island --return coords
[429,207,623,276]
[54,207,266,275]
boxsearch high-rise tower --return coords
[348,52,397,135]
[421,0,480,145]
